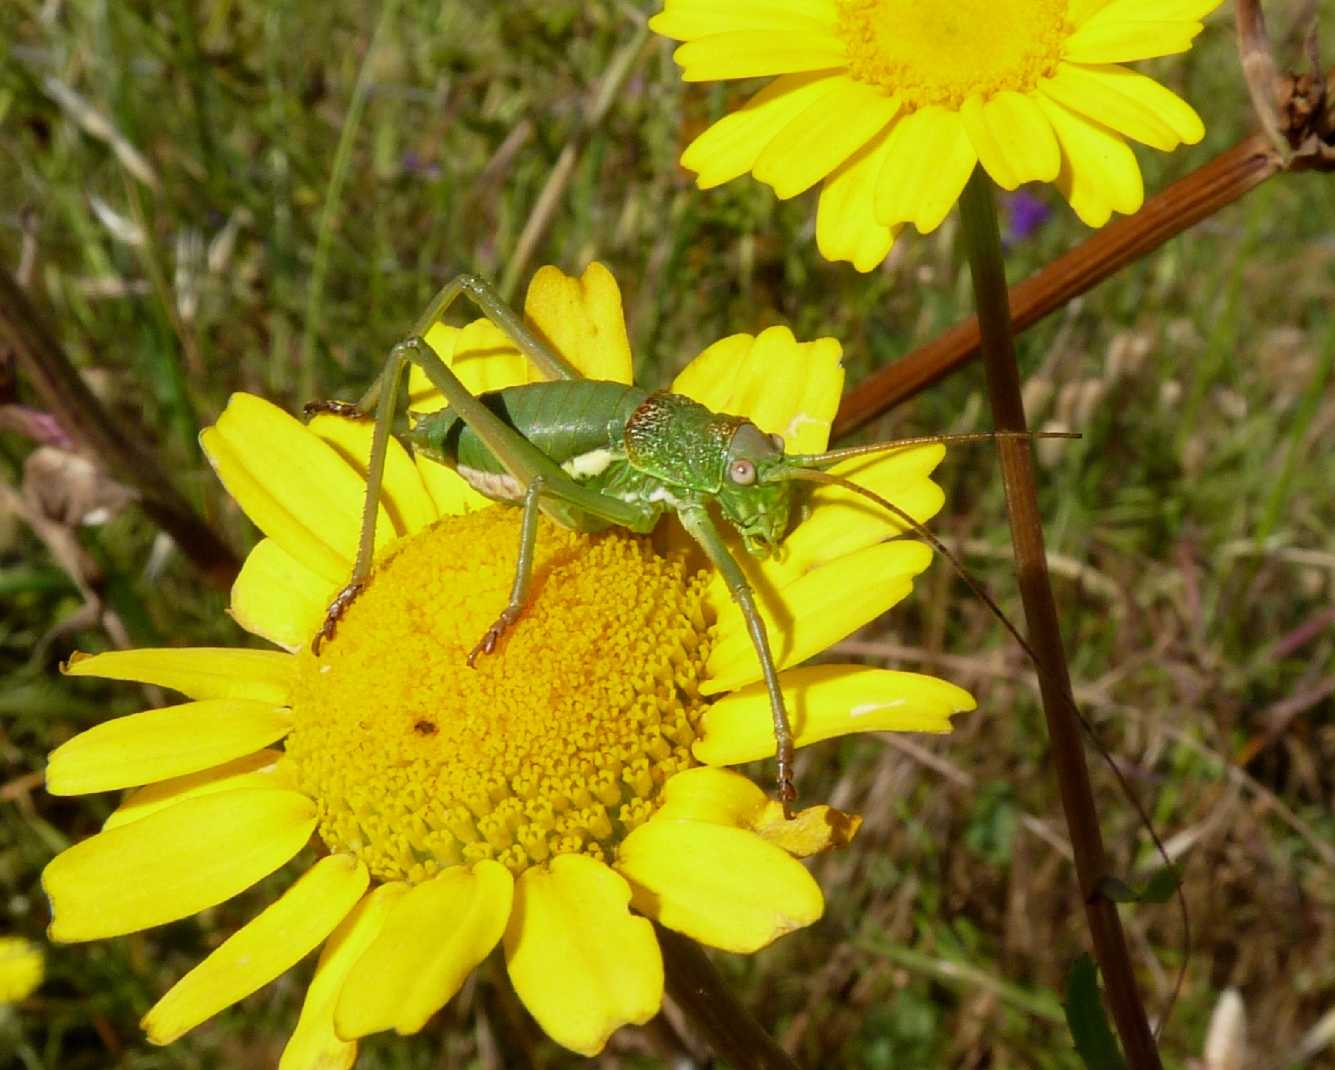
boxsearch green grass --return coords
[2,1,1333,1068]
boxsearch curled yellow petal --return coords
[103,750,294,831]
[46,700,292,795]
[618,820,822,953]
[63,647,294,704]
[698,664,975,765]
[44,789,315,942]
[504,854,662,1057]
[281,884,408,1070]
[336,861,513,1038]
[143,854,368,1045]
[522,263,634,384]
[654,768,860,858]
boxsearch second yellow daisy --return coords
[652,0,1220,269]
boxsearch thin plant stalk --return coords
[957,169,1162,1070]
[657,925,803,1070]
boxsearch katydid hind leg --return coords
[468,477,545,666]
[410,273,582,383]
[677,504,798,817]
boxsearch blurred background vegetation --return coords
[1,1,1332,1067]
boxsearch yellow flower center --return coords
[836,0,1069,109]
[284,508,713,883]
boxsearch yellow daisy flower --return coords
[651,0,1221,269]
[42,264,974,1064]
[0,936,44,1004]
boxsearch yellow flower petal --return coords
[522,263,634,384]
[618,820,822,952]
[62,647,294,704]
[0,937,44,1003]
[504,855,661,1057]
[309,413,438,536]
[1036,95,1144,226]
[335,861,513,1038]
[103,750,293,831]
[201,394,392,584]
[229,538,333,652]
[44,789,315,941]
[649,0,839,40]
[280,884,407,1070]
[143,854,369,1045]
[1042,63,1204,151]
[408,318,535,414]
[671,326,843,455]
[653,765,768,826]
[46,700,292,795]
[696,664,976,765]
[961,91,1060,190]
[673,31,848,82]
[761,444,946,590]
[875,106,978,232]
[816,128,900,271]
[705,540,933,693]
[753,79,899,199]
[653,768,859,858]
[1062,10,1205,64]
[681,72,843,190]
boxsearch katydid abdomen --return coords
[407,380,650,515]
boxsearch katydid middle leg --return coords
[677,503,798,816]
[467,476,546,666]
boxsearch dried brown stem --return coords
[658,925,803,1070]
[958,170,1161,1069]
[0,266,239,590]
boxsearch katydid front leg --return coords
[467,476,545,666]
[677,503,797,817]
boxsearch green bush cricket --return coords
[308,273,1074,816]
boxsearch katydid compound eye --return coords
[729,459,757,485]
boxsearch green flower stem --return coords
[957,169,1162,1070]
[657,925,803,1070]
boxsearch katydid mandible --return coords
[308,273,1071,816]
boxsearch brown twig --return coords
[0,266,240,590]
[657,925,803,1070]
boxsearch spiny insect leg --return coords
[677,504,797,817]
[468,477,545,667]
[313,580,365,656]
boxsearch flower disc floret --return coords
[285,509,713,882]
[838,0,1068,108]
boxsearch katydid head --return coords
[715,423,794,556]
